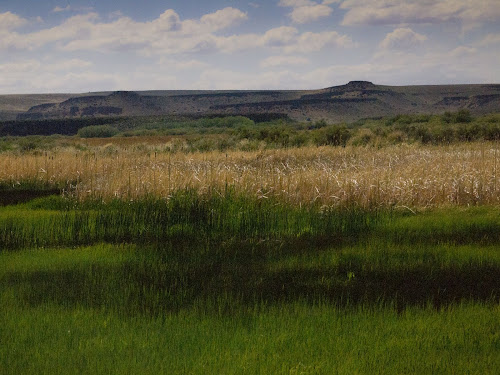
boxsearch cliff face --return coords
[17,91,158,120]
[10,81,500,122]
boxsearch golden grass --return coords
[1,142,500,208]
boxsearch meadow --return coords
[1,113,500,374]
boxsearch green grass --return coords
[0,191,377,249]
[1,193,500,373]
[1,286,499,374]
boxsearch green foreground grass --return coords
[1,193,500,373]
[2,296,499,374]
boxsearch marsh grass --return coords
[0,191,376,250]
[2,143,500,207]
[1,300,499,375]
[1,193,500,373]
[1,193,499,313]
[2,137,500,373]
[1,239,500,373]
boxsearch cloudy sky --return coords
[1,0,499,93]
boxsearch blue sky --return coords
[1,0,499,93]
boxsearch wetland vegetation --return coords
[1,112,500,374]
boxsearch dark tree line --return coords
[0,117,123,136]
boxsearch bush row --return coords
[2,111,500,153]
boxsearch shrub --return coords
[78,125,119,138]
[386,130,407,144]
[289,133,308,148]
[457,123,481,142]
[415,125,433,144]
[308,119,328,130]
[432,126,455,144]
[349,128,375,146]
[196,116,254,129]
[484,123,500,141]
[384,114,428,126]
[394,114,413,125]
[455,109,473,123]
[313,125,351,147]
[442,110,472,124]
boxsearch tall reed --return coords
[2,143,500,207]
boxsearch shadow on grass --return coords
[3,240,500,315]
[0,189,61,206]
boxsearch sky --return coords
[1,0,499,93]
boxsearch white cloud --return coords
[448,46,476,58]
[157,58,209,70]
[151,9,182,32]
[198,68,302,90]
[368,45,494,85]
[379,28,427,50]
[199,7,247,31]
[0,13,100,51]
[0,11,27,30]
[262,26,299,46]
[0,8,247,55]
[177,7,247,35]
[340,0,500,26]
[284,31,354,53]
[214,27,353,54]
[0,59,112,93]
[278,0,334,23]
[0,58,93,74]
[260,55,310,68]
[0,7,352,57]
[215,33,261,52]
[172,45,497,88]
[289,5,333,23]
[26,13,100,50]
[44,59,93,71]
[34,72,118,93]
[118,70,179,91]
[0,58,186,93]
[154,34,220,55]
[0,60,41,74]
[5,3,495,93]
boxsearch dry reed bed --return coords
[1,143,499,207]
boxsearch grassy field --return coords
[1,118,500,373]
[1,192,500,374]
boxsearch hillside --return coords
[3,81,500,123]
[0,93,109,121]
